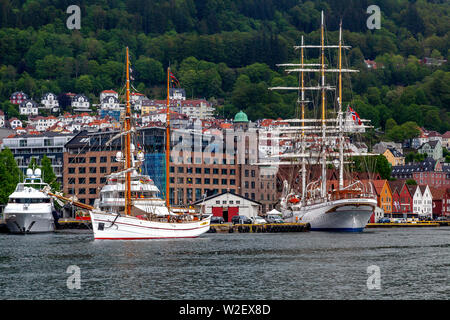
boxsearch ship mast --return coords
[300,35,306,203]
[338,21,344,190]
[320,11,327,198]
[165,67,171,209]
[124,47,132,216]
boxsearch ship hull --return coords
[89,211,211,240]
[283,198,376,232]
[4,212,54,234]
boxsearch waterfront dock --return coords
[366,222,440,228]
[208,222,311,233]
[57,218,91,230]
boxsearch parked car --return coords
[377,218,391,223]
[231,215,252,224]
[266,215,284,223]
[435,216,448,221]
[210,216,225,224]
[251,216,267,224]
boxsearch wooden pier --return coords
[207,222,311,234]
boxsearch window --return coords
[230,179,236,185]
[89,177,96,184]
[204,178,210,184]
[68,167,75,174]
[221,169,227,175]
[178,167,184,173]
[78,178,86,184]
[100,156,107,163]
[89,167,96,173]
[100,167,107,173]
[78,188,85,194]
[221,179,227,185]
[213,168,219,174]
[195,178,201,184]
[89,188,96,194]
[195,168,201,174]
[89,157,96,163]
[204,168,210,174]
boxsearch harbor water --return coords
[0,227,448,300]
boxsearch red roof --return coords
[372,180,387,195]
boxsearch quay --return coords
[57,218,91,230]
[366,222,440,228]
[207,222,311,233]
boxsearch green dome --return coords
[234,110,249,123]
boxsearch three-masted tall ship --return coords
[268,12,377,231]
[48,48,211,239]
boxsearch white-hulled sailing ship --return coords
[266,12,377,231]
[48,48,211,239]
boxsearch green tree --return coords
[41,155,60,191]
[0,148,21,204]
[134,56,164,86]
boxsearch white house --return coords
[169,88,186,101]
[130,92,147,111]
[29,116,58,132]
[19,99,39,116]
[410,185,422,215]
[192,191,261,222]
[410,184,433,218]
[100,96,121,110]
[9,118,23,129]
[419,185,433,218]
[71,94,90,112]
[40,92,60,112]
[99,89,118,102]
[177,99,215,120]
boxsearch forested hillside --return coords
[0,0,449,139]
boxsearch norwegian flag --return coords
[169,71,180,87]
[347,105,362,125]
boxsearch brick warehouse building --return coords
[62,124,279,213]
[63,127,165,206]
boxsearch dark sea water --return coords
[0,227,448,300]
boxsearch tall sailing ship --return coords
[267,12,377,231]
[48,48,211,239]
